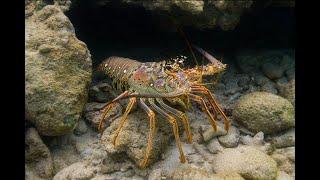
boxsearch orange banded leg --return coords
[189,94,218,132]
[148,98,186,163]
[98,90,130,134]
[191,86,230,131]
[112,97,136,146]
[156,98,193,143]
[138,98,156,168]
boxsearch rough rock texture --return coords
[213,146,278,180]
[100,109,175,167]
[53,162,96,180]
[54,0,72,12]
[271,147,295,177]
[277,79,295,106]
[25,5,92,136]
[233,92,295,134]
[271,128,295,148]
[25,128,54,179]
[115,0,254,30]
[170,164,244,180]
[240,132,274,155]
[218,126,240,148]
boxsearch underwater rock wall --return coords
[25,3,92,136]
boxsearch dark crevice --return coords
[66,1,295,68]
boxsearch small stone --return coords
[74,119,88,136]
[278,171,294,180]
[53,162,96,180]
[200,124,227,142]
[218,126,240,148]
[271,128,295,148]
[262,62,284,80]
[25,128,53,179]
[38,44,52,53]
[207,138,224,154]
[285,68,295,81]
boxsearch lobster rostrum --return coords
[97,45,230,168]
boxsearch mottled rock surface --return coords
[100,109,175,167]
[25,128,54,179]
[25,5,92,136]
[113,0,254,30]
[233,92,295,134]
[213,146,278,180]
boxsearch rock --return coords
[25,128,53,179]
[218,126,240,148]
[285,68,295,81]
[100,109,174,167]
[170,164,244,180]
[25,5,92,136]
[213,146,278,180]
[200,124,227,142]
[262,62,285,80]
[84,102,122,130]
[233,92,295,134]
[271,147,295,175]
[261,82,278,94]
[53,162,97,180]
[207,138,224,154]
[117,0,253,30]
[271,128,295,148]
[74,118,88,136]
[240,132,274,155]
[277,79,295,106]
[88,82,116,103]
[254,74,271,86]
[51,145,81,174]
[278,171,294,180]
[54,0,72,12]
[25,0,47,17]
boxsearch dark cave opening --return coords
[66,1,295,68]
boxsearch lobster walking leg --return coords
[148,98,186,163]
[138,98,156,168]
[189,94,218,132]
[156,98,193,143]
[98,90,130,134]
[191,86,230,131]
[112,97,137,146]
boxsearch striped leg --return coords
[98,90,130,134]
[189,94,218,132]
[148,98,186,163]
[137,98,156,168]
[112,97,136,146]
[156,98,193,143]
[191,86,230,131]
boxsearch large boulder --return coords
[25,5,92,136]
[233,92,295,134]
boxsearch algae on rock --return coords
[25,5,92,136]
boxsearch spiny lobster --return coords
[97,45,230,168]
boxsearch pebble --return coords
[218,126,240,148]
[207,138,224,154]
[262,62,284,80]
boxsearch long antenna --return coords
[177,27,199,66]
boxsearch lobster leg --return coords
[112,97,137,146]
[98,90,130,134]
[148,98,186,163]
[191,86,230,131]
[156,98,193,143]
[137,98,156,168]
[189,94,218,132]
